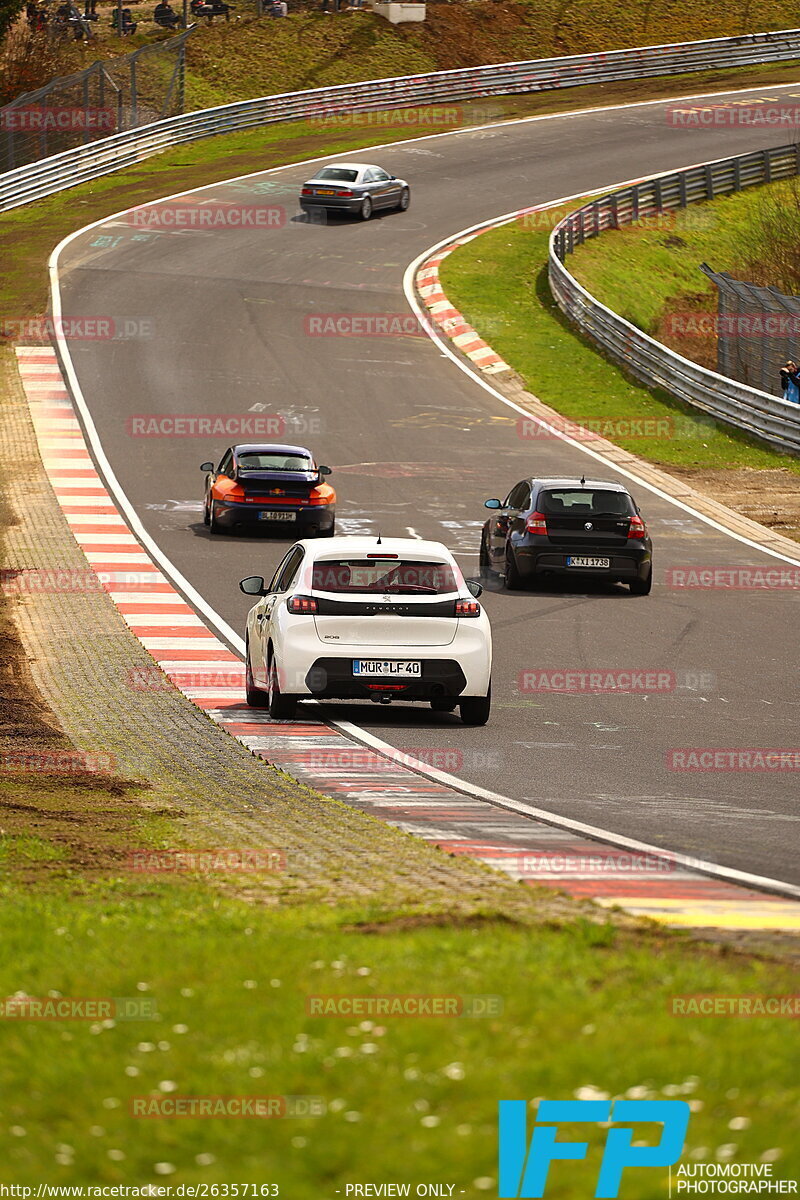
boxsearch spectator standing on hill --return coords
[780,360,800,404]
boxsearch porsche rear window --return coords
[540,489,635,516]
[311,559,458,595]
[237,454,312,472]
[313,168,358,182]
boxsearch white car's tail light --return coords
[287,595,318,614]
[455,599,481,617]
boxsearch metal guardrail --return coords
[2,27,800,211]
[549,143,800,453]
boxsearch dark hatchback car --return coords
[201,443,335,536]
[299,162,410,221]
[480,477,653,595]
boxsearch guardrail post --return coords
[704,163,715,199]
[764,147,772,183]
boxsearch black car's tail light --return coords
[287,595,318,614]
[628,514,646,539]
[336,190,353,197]
[455,600,481,617]
[301,187,313,196]
[525,511,548,534]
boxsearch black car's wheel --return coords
[208,500,225,534]
[504,546,523,590]
[268,658,298,719]
[245,642,269,708]
[460,687,491,726]
[630,568,653,596]
[397,188,410,211]
[479,532,492,576]
[316,524,336,537]
[359,196,373,221]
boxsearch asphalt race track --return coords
[55,82,800,886]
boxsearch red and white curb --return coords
[417,236,511,376]
[16,344,800,931]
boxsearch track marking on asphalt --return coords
[42,82,800,919]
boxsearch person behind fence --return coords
[780,360,800,404]
[196,0,230,18]
[268,0,287,14]
[154,0,180,27]
[110,5,136,31]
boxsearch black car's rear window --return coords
[540,489,635,516]
[312,559,458,596]
[313,168,358,182]
[237,453,312,472]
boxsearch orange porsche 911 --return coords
[201,443,335,536]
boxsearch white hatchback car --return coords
[240,536,492,725]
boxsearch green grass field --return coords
[567,182,796,326]
[1,873,798,1190]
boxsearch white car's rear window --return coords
[312,559,458,596]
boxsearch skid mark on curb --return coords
[16,344,800,931]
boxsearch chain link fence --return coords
[701,264,800,396]
[0,25,194,173]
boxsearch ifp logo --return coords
[498,1099,690,1197]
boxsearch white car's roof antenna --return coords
[376,532,382,544]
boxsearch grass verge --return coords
[1,881,799,1187]
[567,179,798,371]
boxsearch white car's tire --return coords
[459,686,491,726]
[245,642,269,708]
[268,658,298,719]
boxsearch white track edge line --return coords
[328,717,800,901]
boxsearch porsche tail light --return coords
[287,595,318,614]
[628,514,646,539]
